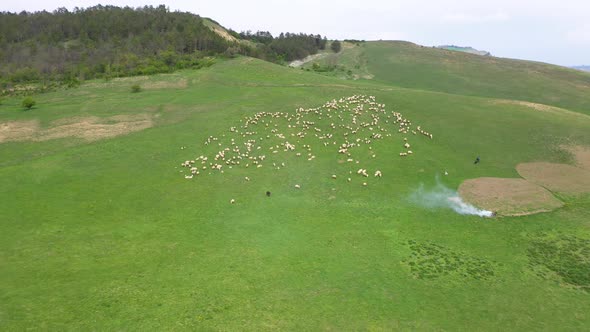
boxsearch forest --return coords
[0,5,328,92]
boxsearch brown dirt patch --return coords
[516,162,590,194]
[459,177,563,216]
[202,19,239,43]
[562,145,590,170]
[0,114,153,144]
[113,76,150,82]
[0,120,40,143]
[86,76,187,90]
[142,79,188,90]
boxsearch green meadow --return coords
[303,41,590,114]
[1,51,590,330]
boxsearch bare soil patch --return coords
[516,162,590,194]
[289,53,326,68]
[459,177,563,216]
[0,120,40,143]
[563,145,590,170]
[142,79,188,90]
[203,20,239,43]
[113,76,150,82]
[0,114,153,144]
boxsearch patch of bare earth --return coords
[142,79,188,90]
[458,177,563,216]
[516,162,590,194]
[113,76,150,82]
[563,145,590,170]
[289,53,327,68]
[86,76,187,90]
[0,120,40,143]
[0,114,153,144]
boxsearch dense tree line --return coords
[0,5,330,92]
[237,31,327,62]
[0,5,230,89]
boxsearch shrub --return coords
[131,84,141,93]
[528,234,590,290]
[331,40,342,53]
[22,97,36,110]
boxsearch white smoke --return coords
[409,177,494,218]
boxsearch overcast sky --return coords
[3,0,589,66]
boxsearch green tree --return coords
[331,40,342,53]
[22,97,36,110]
[0,6,328,87]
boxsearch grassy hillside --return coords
[302,41,590,115]
[1,57,590,330]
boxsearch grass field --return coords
[1,53,590,330]
[302,41,590,115]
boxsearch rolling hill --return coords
[301,41,590,115]
[1,19,590,332]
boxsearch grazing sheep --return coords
[295,184,301,189]
[332,175,337,179]
[179,95,432,183]
[230,199,235,204]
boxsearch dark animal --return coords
[474,156,480,164]
[266,191,271,197]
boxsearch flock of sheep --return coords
[178,95,434,203]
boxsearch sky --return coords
[3,0,589,66]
